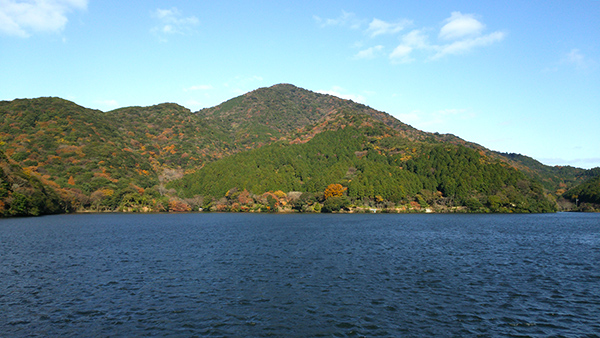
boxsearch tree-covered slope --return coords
[497,152,590,194]
[0,150,68,216]
[0,84,591,215]
[562,168,600,210]
[0,97,162,211]
[196,83,423,146]
[170,114,556,213]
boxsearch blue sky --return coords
[1,1,599,169]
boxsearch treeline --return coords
[169,126,556,213]
[402,146,555,212]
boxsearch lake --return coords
[1,213,599,337]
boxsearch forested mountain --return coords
[0,84,597,215]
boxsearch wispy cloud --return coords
[543,48,598,73]
[366,18,411,37]
[390,12,504,63]
[317,86,366,103]
[355,45,384,59]
[313,10,363,29]
[389,45,414,64]
[317,10,504,63]
[389,29,430,63]
[432,31,505,59]
[151,7,199,41]
[563,48,597,71]
[0,0,87,37]
[185,84,213,91]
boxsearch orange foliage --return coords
[137,169,150,176]
[93,171,118,183]
[273,190,287,199]
[68,176,75,185]
[261,192,280,207]
[169,199,191,212]
[324,184,347,199]
[237,189,253,205]
[130,184,144,194]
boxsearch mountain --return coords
[196,83,424,145]
[0,84,597,215]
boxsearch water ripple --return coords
[1,213,599,337]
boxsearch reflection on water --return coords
[1,213,599,337]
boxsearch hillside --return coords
[561,168,600,211]
[169,114,555,213]
[0,150,67,216]
[0,84,597,215]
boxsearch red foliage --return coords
[169,199,191,212]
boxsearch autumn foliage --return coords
[324,184,347,199]
[169,199,191,212]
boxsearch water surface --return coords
[1,213,599,337]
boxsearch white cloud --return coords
[151,7,199,40]
[432,31,505,59]
[439,12,484,40]
[389,29,430,63]
[389,14,504,62]
[0,0,87,37]
[389,45,413,63]
[366,18,410,37]
[355,45,384,59]
[316,11,504,63]
[402,29,430,49]
[317,86,366,103]
[314,10,362,29]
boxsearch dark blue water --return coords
[1,213,599,337]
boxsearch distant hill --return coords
[1,84,597,215]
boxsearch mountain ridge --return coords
[0,83,597,215]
